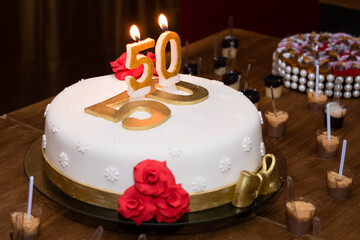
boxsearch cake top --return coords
[277,32,360,76]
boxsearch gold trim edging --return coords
[41,148,236,212]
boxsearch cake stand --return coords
[24,136,286,234]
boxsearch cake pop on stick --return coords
[287,176,295,204]
[221,49,240,90]
[313,217,321,239]
[183,40,198,75]
[271,86,277,117]
[221,15,238,58]
[88,226,103,240]
[213,36,218,59]
[326,104,331,140]
[27,176,34,220]
[228,15,233,37]
[339,140,347,175]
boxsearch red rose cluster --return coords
[118,160,190,225]
[110,52,158,80]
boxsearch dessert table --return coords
[1,28,359,239]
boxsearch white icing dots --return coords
[210,80,224,86]
[243,137,252,152]
[104,166,119,183]
[258,111,263,124]
[192,177,206,192]
[77,138,90,153]
[59,152,69,168]
[219,157,232,173]
[260,142,265,156]
[167,145,182,158]
[42,134,47,149]
[44,104,51,117]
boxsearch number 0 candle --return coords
[125,25,155,101]
[155,14,182,91]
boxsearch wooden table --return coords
[1,29,359,239]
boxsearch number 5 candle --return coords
[125,25,155,101]
[155,14,182,92]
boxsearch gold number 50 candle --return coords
[125,25,155,101]
[155,14,182,92]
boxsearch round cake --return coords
[42,74,264,211]
[272,32,360,98]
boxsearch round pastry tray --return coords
[24,136,286,232]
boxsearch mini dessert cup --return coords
[242,88,260,108]
[327,166,354,200]
[213,56,227,76]
[264,74,284,98]
[286,197,316,236]
[316,129,341,159]
[183,62,198,76]
[307,92,328,113]
[10,202,43,240]
[323,102,347,130]
[221,35,239,59]
[264,110,289,138]
[222,70,241,90]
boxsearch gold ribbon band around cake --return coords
[42,148,280,212]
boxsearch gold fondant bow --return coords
[232,154,281,208]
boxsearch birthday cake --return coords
[272,32,360,98]
[42,73,267,214]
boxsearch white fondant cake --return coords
[43,74,264,209]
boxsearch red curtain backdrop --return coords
[179,0,320,44]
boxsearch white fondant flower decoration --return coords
[104,166,119,183]
[42,135,47,149]
[260,142,266,156]
[243,137,252,152]
[167,145,182,158]
[51,123,61,134]
[77,139,90,153]
[219,157,232,173]
[44,104,51,117]
[59,152,69,168]
[192,177,206,192]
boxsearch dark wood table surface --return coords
[1,29,359,239]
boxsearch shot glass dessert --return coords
[264,110,289,138]
[214,56,227,76]
[324,102,347,130]
[286,197,316,236]
[264,74,283,98]
[10,203,42,240]
[242,89,260,108]
[327,167,354,200]
[308,92,328,113]
[183,62,198,76]
[316,129,340,159]
[221,35,239,59]
[222,70,241,90]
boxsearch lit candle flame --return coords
[158,14,168,31]
[130,25,141,41]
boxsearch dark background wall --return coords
[0,0,359,115]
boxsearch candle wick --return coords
[136,37,141,42]
[163,27,168,31]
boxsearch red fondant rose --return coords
[134,160,176,196]
[154,184,190,223]
[110,52,157,80]
[118,186,157,225]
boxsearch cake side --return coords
[43,74,263,209]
